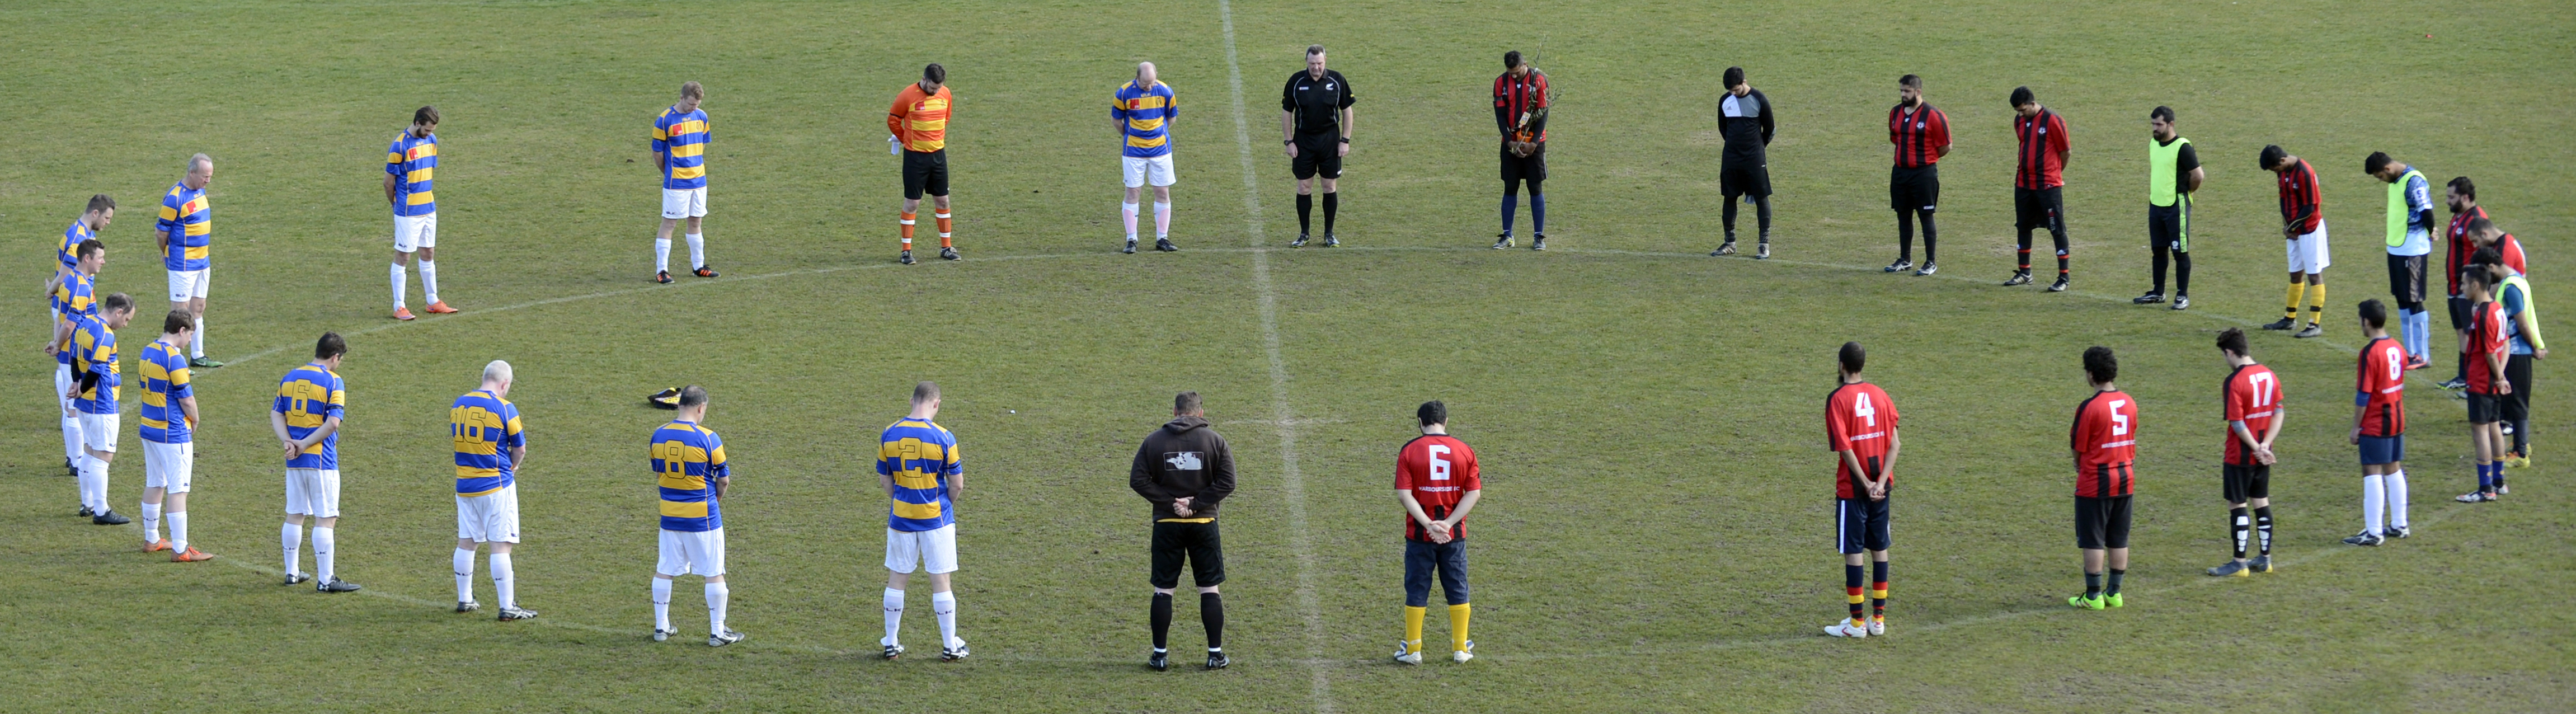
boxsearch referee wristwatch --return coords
[1284,139,1294,145]
[1338,137,1350,143]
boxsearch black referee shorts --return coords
[1150,520,1226,589]
[2386,253,2428,305]
[1500,142,1546,183]
[2015,186,2065,231]
[901,149,950,200]
[2074,495,2133,550]
[2222,463,2271,504]
[1291,132,1342,180]
[1720,156,1770,198]
[1890,165,1938,213]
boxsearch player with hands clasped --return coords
[1822,342,1900,638]
[2206,329,2283,577]
[1392,400,1483,663]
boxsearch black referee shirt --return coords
[1282,69,1356,135]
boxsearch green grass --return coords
[3,0,2570,711]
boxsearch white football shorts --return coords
[1122,155,1177,189]
[143,440,192,492]
[456,485,521,543]
[284,468,341,518]
[2287,222,2331,274]
[657,527,726,577]
[884,524,960,575]
[660,187,708,219]
[78,411,119,453]
[166,267,210,303]
[393,212,438,252]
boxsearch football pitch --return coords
[6,0,2573,710]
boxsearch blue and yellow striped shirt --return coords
[1112,81,1178,158]
[138,340,193,443]
[273,363,346,469]
[876,417,961,532]
[156,181,210,271]
[651,106,710,190]
[450,389,524,496]
[52,270,94,366]
[59,218,91,272]
[386,131,439,217]
[651,420,728,532]
[70,316,120,415]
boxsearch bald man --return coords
[1113,62,1181,253]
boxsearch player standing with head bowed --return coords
[652,82,717,283]
[451,360,534,620]
[2205,329,2283,577]
[1113,62,1180,254]
[2068,346,2135,610]
[69,293,136,525]
[2471,237,2542,468]
[138,310,208,561]
[1821,342,1899,638]
[2366,152,2436,369]
[2004,87,2072,292]
[386,106,457,320]
[1709,66,1775,259]
[1491,50,1548,251]
[2132,106,2200,309]
[1392,400,1482,663]
[2346,299,2412,546]
[890,65,958,265]
[2261,145,2330,337]
[273,332,357,592]
[1282,44,1355,248]
[2455,268,2508,503]
[2438,177,2489,390]
[1884,74,1947,275]
[648,386,741,645]
[876,381,969,661]
[1131,391,1235,671]
[46,234,107,484]
[157,154,221,368]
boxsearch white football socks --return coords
[2362,475,2386,536]
[281,523,303,577]
[655,237,672,273]
[1122,202,1139,241]
[651,577,674,632]
[312,526,337,583]
[142,501,162,544]
[933,590,959,649]
[1154,201,1171,239]
[389,262,408,308]
[167,511,189,552]
[491,552,515,610]
[418,260,440,304]
[77,456,105,513]
[706,582,730,636]
[454,548,477,602]
[2387,469,2411,528]
[882,588,906,645]
[189,316,204,359]
[61,413,81,462]
[685,233,705,269]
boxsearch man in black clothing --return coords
[1281,44,1357,247]
[1712,65,1776,259]
[1130,391,1238,671]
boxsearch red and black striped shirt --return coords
[2276,158,2322,234]
[1492,69,1549,143]
[2014,109,2069,190]
[2447,205,2489,296]
[2070,389,2137,498]
[1889,102,1949,168]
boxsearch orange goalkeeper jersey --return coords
[889,83,953,153]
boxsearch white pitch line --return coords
[1218,2,1334,711]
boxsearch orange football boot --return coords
[394,306,417,321]
[424,301,459,314]
[145,539,171,552]
[172,547,214,562]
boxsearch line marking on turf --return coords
[1219,1,1334,710]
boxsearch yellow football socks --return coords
[2305,283,2328,325]
[1403,605,1426,654]
[2284,281,2305,320]
[1447,603,1472,652]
